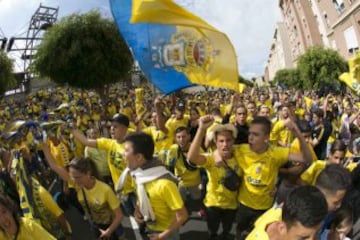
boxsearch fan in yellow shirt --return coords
[235,116,313,239]
[41,149,125,239]
[122,132,188,240]
[300,140,347,186]
[246,186,327,240]
[0,193,57,240]
[276,120,317,204]
[165,102,190,136]
[162,127,202,209]
[188,119,242,240]
[141,97,173,155]
[71,113,136,215]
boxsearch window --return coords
[344,26,359,55]
[294,25,298,37]
[323,12,330,27]
[333,0,345,14]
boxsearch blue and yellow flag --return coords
[110,0,239,94]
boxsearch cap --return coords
[112,113,129,127]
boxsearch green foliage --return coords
[273,68,301,89]
[0,51,16,96]
[238,75,254,87]
[32,11,133,91]
[297,46,347,90]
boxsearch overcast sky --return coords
[0,0,281,78]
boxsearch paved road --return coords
[65,207,236,240]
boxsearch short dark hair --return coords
[316,165,351,194]
[175,126,190,135]
[297,120,311,133]
[124,132,154,160]
[330,140,346,154]
[313,108,324,119]
[69,157,99,179]
[331,205,353,230]
[112,113,129,127]
[282,186,328,229]
[250,116,272,135]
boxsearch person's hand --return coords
[134,207,145,224]
[154,96,163,108]
[148,233,164,240]
[99,228,112,239]
[283,118,297,132]
[198,115,214,130]
[312,138,319,146]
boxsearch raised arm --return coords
[71,129,97,148]
[285,119,312,165]
[154,96,168,133]
[41,143,70,182]
[187,115,214,166]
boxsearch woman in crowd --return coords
[41,143,125,240]
[0,193,56,239]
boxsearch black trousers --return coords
[205,206,237,239]
[235,203,266,240]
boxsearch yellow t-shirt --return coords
[289,139,318,162]
[37,181,66,238]
[270,120,293,146]
[96,138,133,194]
[346,162,358,172]
[236,144,289,210]
[49,141,71,167]
[300,160,327,185]
[165,116,189,135]
[144,179,184,232]
[77,179,120,225]
[199,154,241,209]
[0,217,56,240]
[142,126,173,154]
[246,207,282,240]
[164,144,201,187]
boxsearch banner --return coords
[110,0,239,94]
[339,51,360,95]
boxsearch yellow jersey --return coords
[200,154,242,209]
[96,138,134,194]
[145,179,184,232]
[246,207,282,240]
[236,144,289,210]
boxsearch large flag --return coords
[110,0,239,94]
[339,51,360,95]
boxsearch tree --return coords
[297,46,347,92]
[273,68,301,89]
[0,51,16,96]
[239,75,254,87]
[32,11,133,100]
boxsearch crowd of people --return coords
[0,83,360,240]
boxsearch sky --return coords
[0,0,282,78]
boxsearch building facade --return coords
[313,0,360,58]
[265,22,294,81]
[279,0,324,64]
[265,0,360,80]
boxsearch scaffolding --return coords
[6,4,59,93]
